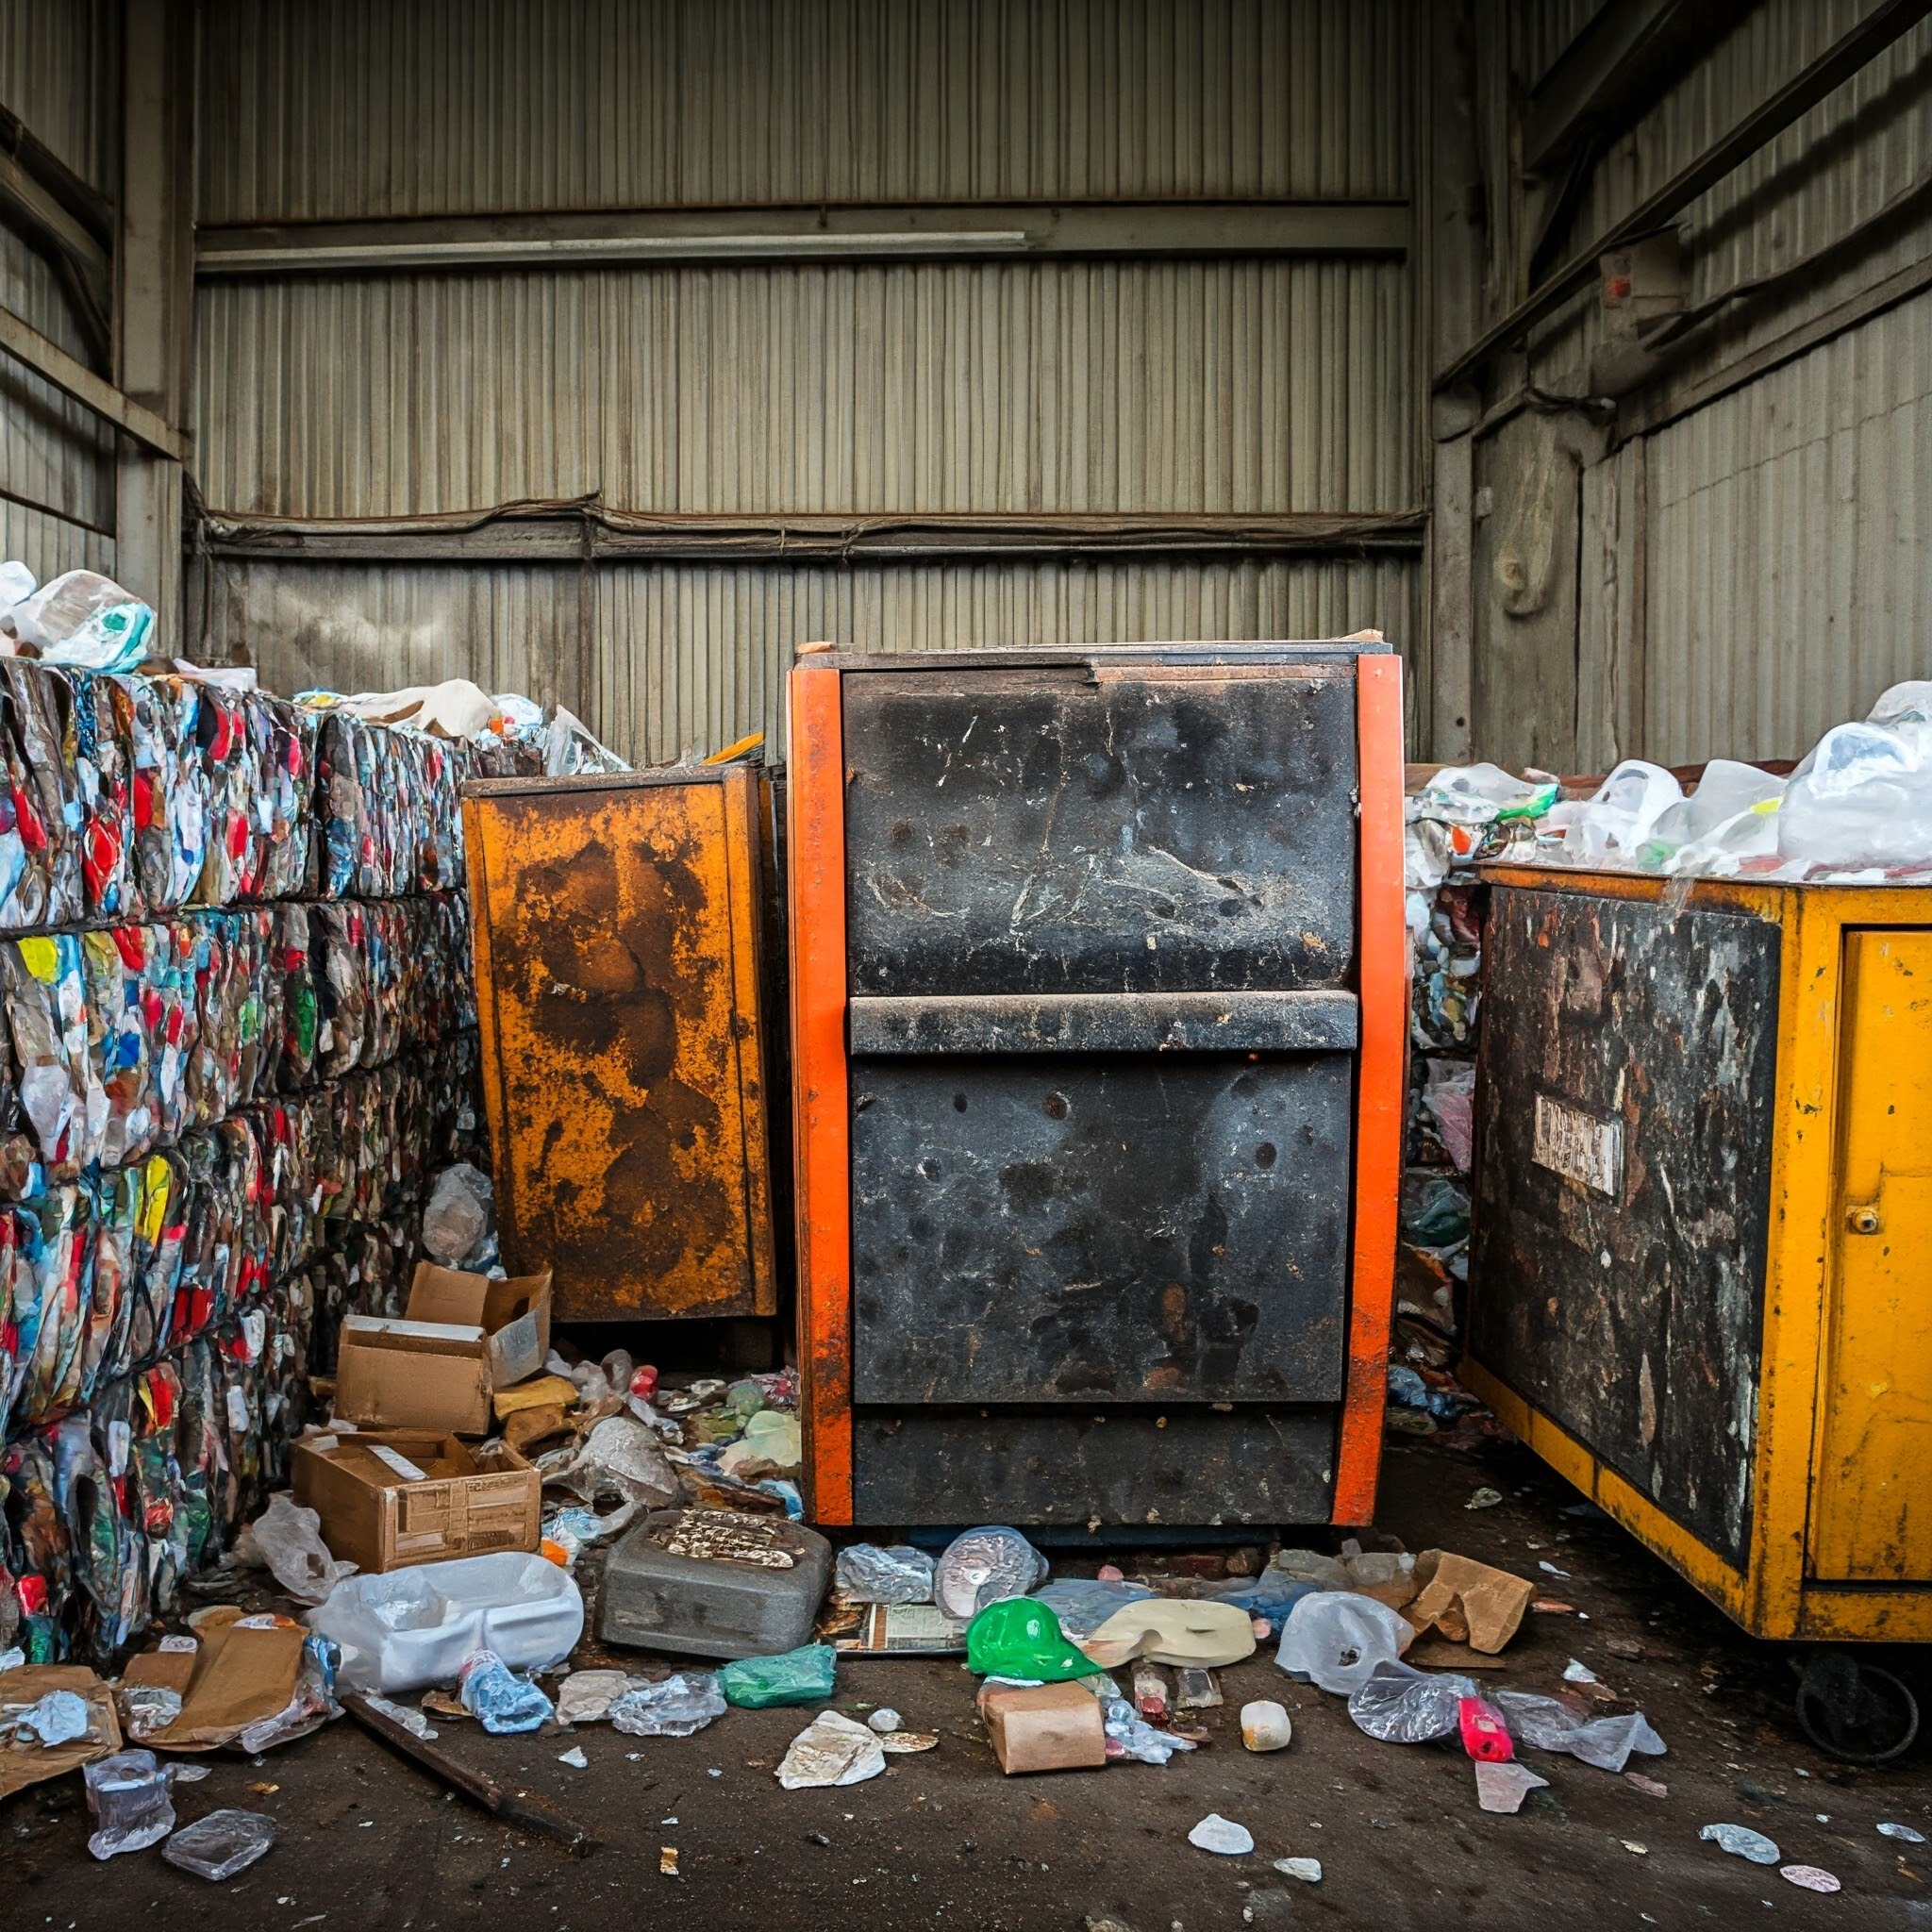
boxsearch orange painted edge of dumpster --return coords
[459,791,520,1273]
[722,764,780,1318]
[789,661,854,1524]
[1334,654,1406,1524]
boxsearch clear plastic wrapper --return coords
[1493,1689,1666,1773]
[933,1524,1049,1619]
[1274,1591,1413,1694]
[162,1807,276,1880]
[1345,1659,1478,1743]
[422,1161,492,1268]
[1103,1696,1196,1765]
[84,1748,175,1858]
[608,1671,726,1738]
[834,1541,936,1605]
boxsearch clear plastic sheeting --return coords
[162,1807,276,1880]
[421,1161,493,1270]
[1346,1659,1478,1743]
[1274,1591,1414,1694]
[230,1493,356,1605]
[1493,1690,1666,1773]
[608,1671,727,1738]
[84,1748,175,1858]
[833,1542,935,1605]
[3,572,155,674]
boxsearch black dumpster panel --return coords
[852,1407,1336,1525]
[851,1054,1352,1404]
[1471,886,1779,1566]
[841,665,1357,995]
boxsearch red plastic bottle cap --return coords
[1458,1695,1513,1762]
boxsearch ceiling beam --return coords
[196,200,1411,276]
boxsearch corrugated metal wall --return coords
[198,0,1415,216]
[192,0,1424,763]
[0,0,119,584]
[1457,0,1932,771]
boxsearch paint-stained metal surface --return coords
[1470,883,1780,1568]
[841,663,1358,996]
[796,641,1398,1524]
[464,766,775,1322]
[851,1054,1353,1405]
[853,1407,1338,1526]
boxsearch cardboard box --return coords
[979,1681,1108,1774]
[333,1261,551,1433]
[292,1429,541,1574]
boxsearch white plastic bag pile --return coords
[1421,681,1932,885]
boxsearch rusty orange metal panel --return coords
[463,765,776,1322]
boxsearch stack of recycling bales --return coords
[0,662,484,1663]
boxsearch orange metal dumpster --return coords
[463,765,777,1322]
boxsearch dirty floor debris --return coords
[8,1439,1929,1929]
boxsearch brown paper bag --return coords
[1407,1550,1536,1655]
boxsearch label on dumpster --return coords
[1533,1094,1624,1197]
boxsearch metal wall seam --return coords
[1642,283,1932,765]
[197,0,1416,221]
[192,258,1417,520]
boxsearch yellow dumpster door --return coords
[1809,929,1932,1582]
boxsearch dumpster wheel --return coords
[1794,1651,1920,1764]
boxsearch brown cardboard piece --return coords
[292,1429,541,1573]
[123,1608,308,1751]
[333,1262,552,1433]
[980,1682,1108,1774]
[0,1665,122,1797]
[1407,1549,1536,1655]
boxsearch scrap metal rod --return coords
[342,1691,598,1856]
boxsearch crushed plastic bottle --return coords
[421,1161,493,1268]
[162,1807,277,1880]
[933,1525,1048,1619]
[608,1672,726,1739]
[1103,1697,1197,1766]
[718,1645,837,1709]
[84,1749,175,1858]
[1458,1695,1514,1761]
[1346,1660,1477,1743]
[834,1543,936,1605]
[457,1650,554,1735]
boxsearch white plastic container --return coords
[306,1552,583,1694]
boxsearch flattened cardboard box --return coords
[333,1261,552,1434]
[292,1428,541,1574]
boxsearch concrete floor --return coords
[8,1434,1932,1930]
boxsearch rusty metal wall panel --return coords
[192,258,1417,519]
[1643,285,1932,764]
[197,0,1416,220]
[465,765,776,1322]
[1470,884,1780,1567]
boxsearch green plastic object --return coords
[965,1598,1092,1682]
[717,1643,838,1709]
